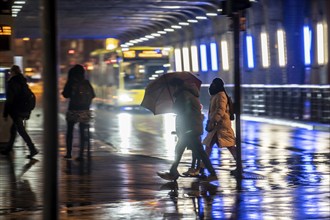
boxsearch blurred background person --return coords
[1,65,39,159]
[62,64,95,161]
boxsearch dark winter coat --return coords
[3,73,30,118]
[173,83,203,137]
[62,79,95,111]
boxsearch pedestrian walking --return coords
[202,78,237,173]
[1,65,39,159]
[62,64,95,161]
[157,78,218,182]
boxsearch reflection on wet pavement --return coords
[0,108,329,219]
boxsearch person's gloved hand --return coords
[205,120,218,132]
[205,120,213,132]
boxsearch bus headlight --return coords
[119,94,133,102]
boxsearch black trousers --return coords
[65,121,88,157]
[170,132,216,176]
[7,115,36,153]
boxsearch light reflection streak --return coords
[162,113,176,159]
[119,202,133,214]
[118,113,132,153]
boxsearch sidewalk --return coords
[0,108,329,219]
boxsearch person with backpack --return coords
[203,78,237,172]
[1,65,39,159]
[62,64,95,161]
[183,78,238,177]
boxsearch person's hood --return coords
[209,82,224,96]
[8,73,27,84]
[174,82,200,98]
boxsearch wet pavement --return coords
[0,105,329,220]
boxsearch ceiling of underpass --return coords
[5,0,225,43]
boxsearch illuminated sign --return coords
[123,50,136,58]
[0,25,12,35]
[123,49,168,60]
[137,50,163,58]
[0,25,11,51]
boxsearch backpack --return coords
[71,80,94,108]
[20,83,36,112]
[225,92,235,121]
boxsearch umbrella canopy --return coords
[141,71,202,115]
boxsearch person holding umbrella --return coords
[156,77,218,182]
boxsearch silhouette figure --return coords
[1,65,38,159]
[62,64,95,161]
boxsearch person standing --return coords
[1,65,39,159]
[157,78,218,182]
[203,78,237,172]
[62,64,95,161]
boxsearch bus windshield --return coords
[122,62,167,90]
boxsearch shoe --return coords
[157,171,179,181]
[64,155,72,159]
[182,168,195,176]
[26,149,39,159]
[182,168,200,177]
[190,168,201,177]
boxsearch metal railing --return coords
[200,84,330,124]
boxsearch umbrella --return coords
[141,71,202,115]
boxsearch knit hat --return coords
[212,78,224,87]
[209,78,225,95]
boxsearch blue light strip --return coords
[200,44,208,72]
[303,26,312,65]
[210,43,218,71]
[246,35,255,68]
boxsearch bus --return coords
[88,46,171,108]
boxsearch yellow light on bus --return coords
[25,67,33,72]
[86,65,94,71]
[105,38,119,50]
